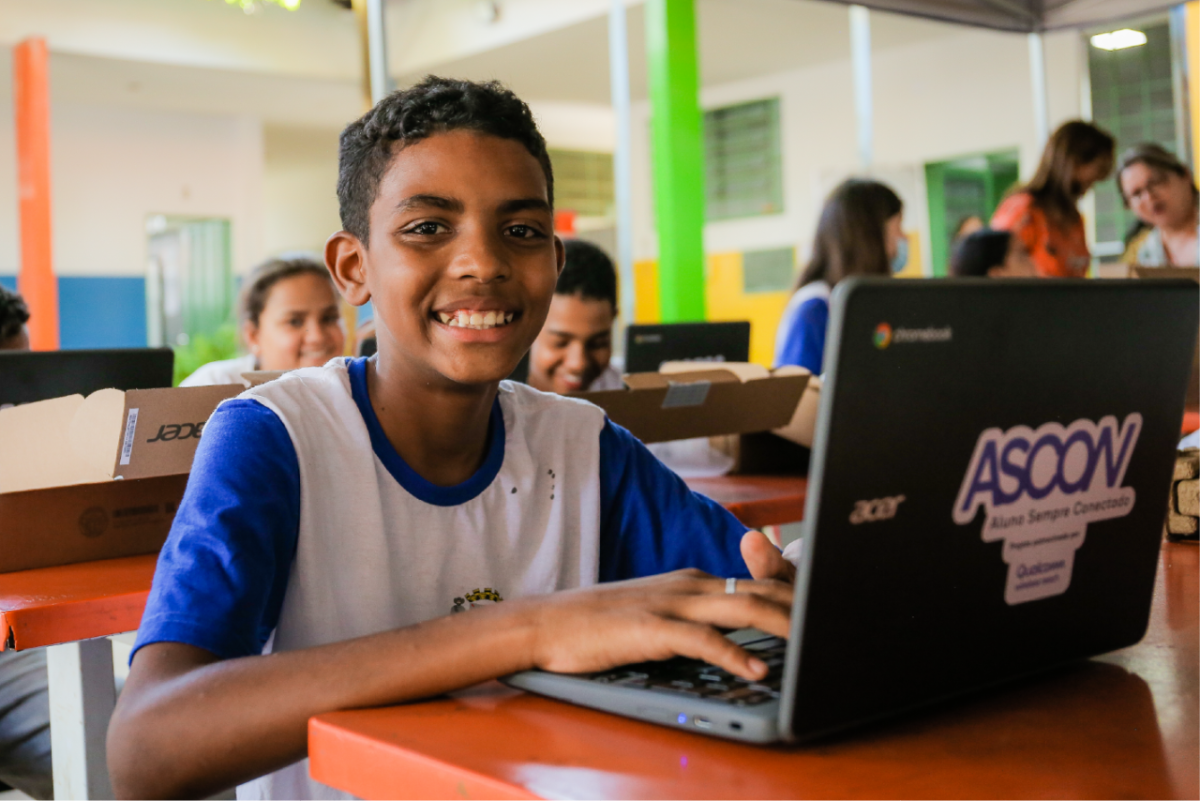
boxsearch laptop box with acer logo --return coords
[505,278,1199,744]
[0,384,240,573]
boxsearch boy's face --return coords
[330,129,563,387]
[527,293,615,394]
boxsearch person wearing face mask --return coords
[950,229,1038,278]
[990,120,1115,278]
[1117,144,1199,268]
[527,239,624,394]
[180,256,345,386]
[774,179,904,374]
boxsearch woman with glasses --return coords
[1117,144,1199,268]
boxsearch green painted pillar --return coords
[645,0,706,322]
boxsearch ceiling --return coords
[0,0,969,130]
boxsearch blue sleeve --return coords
[776,298,829,374]
[132,399,301,662]
[597,420,751,582]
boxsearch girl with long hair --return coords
[990,120,1114,277]
[774,179,904,373]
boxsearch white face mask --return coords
[891,237,909,273]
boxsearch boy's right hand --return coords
[523,569,792,682]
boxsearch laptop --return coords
[505,278,1199,743]
[0,348,175,407]
[1130,266,1199,410]
[623,321,750,374]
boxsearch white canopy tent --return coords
[813,0,1179,32]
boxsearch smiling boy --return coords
[108,78,793,800]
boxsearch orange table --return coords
[685,475,807,529]
[1184,410,1199,436]
[308,543,1199,800]
[0,554,158,799]
[0,554,157,651]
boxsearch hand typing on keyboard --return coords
[522,531,794,683]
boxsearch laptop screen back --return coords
[784,279,1198,741]
[0,348,175,407]
[624,321,751,374]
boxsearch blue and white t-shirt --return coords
[774,280,831,374]
[134,357,750,800]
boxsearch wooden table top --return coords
[308,543,1199,800]
[0,554,157,650]
[684,475,807,528]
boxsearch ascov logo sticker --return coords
[952,413,1141,605]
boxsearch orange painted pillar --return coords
[13,38,59,350]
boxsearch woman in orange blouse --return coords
[991,121,1115,278]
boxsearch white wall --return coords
[263,124,342,258]
[0,99,265,278]
[631,22,1086,275]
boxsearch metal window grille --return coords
[548,149,614,218]
[704,98,784,221]
[1089,22,1178,248]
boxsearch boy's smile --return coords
[330,128,562,388]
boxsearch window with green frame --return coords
[704,98,783,221]
[924,151,1020,276]
[1089,21,1178,249]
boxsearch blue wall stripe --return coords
[0,275,146,349]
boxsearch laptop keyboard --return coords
[582,636,786,707]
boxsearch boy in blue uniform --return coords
[108,77,794,800]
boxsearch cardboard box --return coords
[574,363,810,444]
[0,384,240,573]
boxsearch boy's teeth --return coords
[442,310,514,330]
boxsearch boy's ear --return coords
[326,231,372,307]
[554,235,566,277]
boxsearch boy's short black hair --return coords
[557,239,617,312]
[0,285,30,343]
[337,75,554,243]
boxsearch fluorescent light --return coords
[1090,29,1148,50]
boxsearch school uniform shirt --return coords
[179,353,257,387]
[589,355,625,391]
[1122,224,1200,267]
[134,357,751,800]
[991,193,1090,278]
[774,280,831,374]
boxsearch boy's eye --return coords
[287,316,306,328]
[506,224,544,240]
[404,221,447,236]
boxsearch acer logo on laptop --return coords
[953,413,1141,605]
[146,422,206,443]
[849,495,905,524]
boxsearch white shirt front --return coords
[235,360,607,800]
[179,353,257,387]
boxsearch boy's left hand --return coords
[740,530,797,584]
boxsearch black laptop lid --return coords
[0,348,175,407]
[785,279,1198,741]
[623,321,750,374]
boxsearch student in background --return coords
[109,77,793,800]
[1117,144,1199,268]
[0,286,53,799]
[950,229,1038,278]
[180,256,345,386]
[774,179,904,374]
[0,285,30,351]
[527,239,623,394]
[991,121,1115,278]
